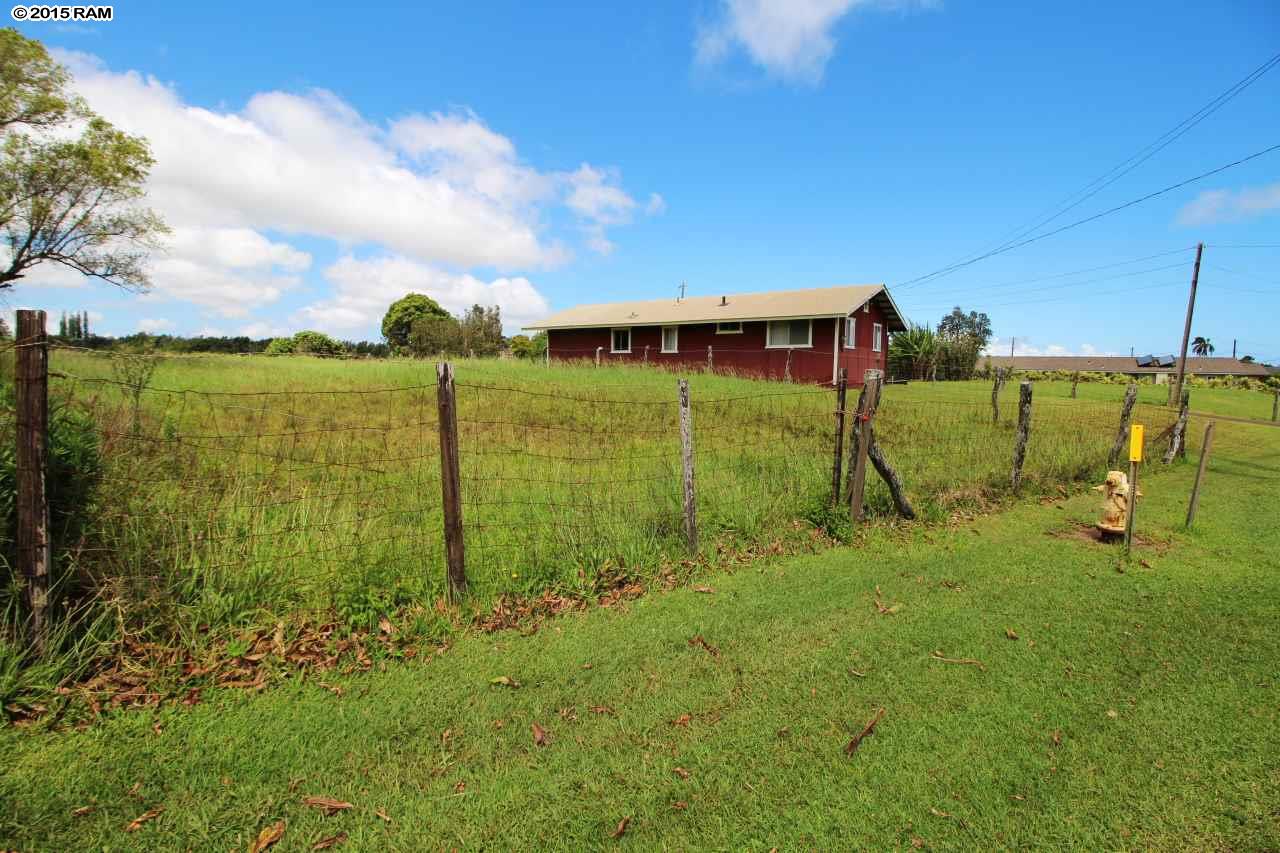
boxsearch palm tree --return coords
[1191,336,1214,356]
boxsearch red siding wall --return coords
[547,303,890,385]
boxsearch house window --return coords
[716,321,743,334]
[872,323,883,353]
[661,326,678,353]
[844,317,856,349]
[766,319,813,348]
[611,328,631,353]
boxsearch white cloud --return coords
[195,326,226,337]
[645,193,667,215]
[138,317,174,333]
[695,0,935,84]
[983,338,1120,357]
[297,255,551,336]
[1176,182,1280,226]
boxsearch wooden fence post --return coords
[678,378,698,554]
[1107,383,1139,469]
[595,346,602,367]
[706,345,713,372]
[1185,421,1215,528]
[830,368,848,508]
[16,309,51,652]
[436,362,467,601]
[1010,380,1032,492]
[849,369,882,522]
[1163,389,1190,464]
[867,427,915,520]
[991,368,1006,424]
[1272,390,1277,422]
[783,349,793,383]
[644,345,649,364]
[1071,371,1080,399]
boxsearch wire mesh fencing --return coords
[2,343,1226,644]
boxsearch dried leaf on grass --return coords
[844,707,886,756]
[303,796,353,816]
[929,650,986,671]
[531,722,549,746]
[375,809,392,823]
[693,586,715,594]
[688,635,720,658]
[589,705,615,716]
[72,805,95,817]
[672,713,691,727]
[312,832,348,850]
[124,807,163,832]
[249,820,285,853]
[673,800,688,810]
[1005,628,1019,640]
[611,817,631,839]
[673,766,690,779]
[490,676,520,689]
[874,600,901,616]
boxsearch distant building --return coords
[980,354,1272,383]
[525,285,907,385]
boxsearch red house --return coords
[525,285,906,385]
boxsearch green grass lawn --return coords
[3,416,1275,850]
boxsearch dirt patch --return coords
[1049,523,1167,551]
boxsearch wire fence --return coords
[1,339,1238,644]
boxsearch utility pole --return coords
[1010,337,1015,357]
[678,281,687,301]
[1232,339,1237,359]
[1169,242,1203,407]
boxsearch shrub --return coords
[264,336,295,355]
[290,330,346,356]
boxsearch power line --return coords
[963,51,1280,266]
[907,257,1192,302]
[895,142,1280,290]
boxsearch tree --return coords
[291,330,345,356]
[509,331,547,360]
[381,293,449,352]
[408,314,463,357]
[888,323,938,381]
[937,306,993,348]
[1191,336,1214,356]
[459,304,503,356]
[1240,355,1255,363]
[1,29,166,291]
[0,315,10,340]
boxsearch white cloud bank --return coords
[695,0,936,84]
[1176,182,1280,226]
[983,339,1119,358]
[35,51,660,334]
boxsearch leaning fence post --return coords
[830,368,848,508]
[1273,390,1278,422]
[15,309,51,652]
[644,345,649,364]
[706,345,713,372]
[1010,380,1032,492]
[991,368,1006,424]
[783,349,793,383]
[1071,371,1080,399]
[849,369,882,522]
[677,378,698,554]
[436,362,467,601]
[1163,389,1190,464]
[1107,383,1139,469]
[1185,421,1215,528]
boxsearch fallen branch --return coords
[929,650,986,672]
[844,707,886,756]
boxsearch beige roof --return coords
[982,355,1272,377]
[525,285,905,331]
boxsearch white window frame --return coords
[765,319,813,349]
[844,316,856,349]
[610,327,632,354]
[660,325,679,354]
[715,321,743,334]
[872,322,883,353]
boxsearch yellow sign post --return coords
[1124,424,1143,549]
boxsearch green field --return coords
[2,394,1276,850]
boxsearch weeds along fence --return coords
[2,311,1193,651]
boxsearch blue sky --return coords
[11,0,1280,361]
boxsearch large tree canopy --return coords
[0,28,166,291]
[381,292,450,351]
